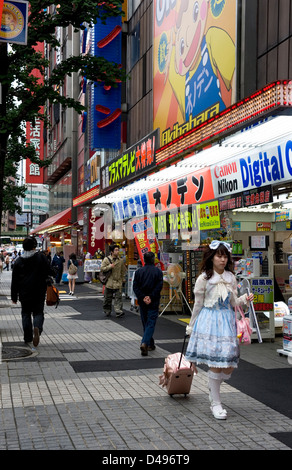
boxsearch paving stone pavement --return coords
[0,270,292,453]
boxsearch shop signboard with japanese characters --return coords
[26,116,44,183]
[25,41,44,184]
[250,278,274,312]
[101,130,158,193]
[147,166,214,212]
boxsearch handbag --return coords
[235,306,252,345]
[68,260,78,275]
[98,257,112,285]
[46,284,60,308]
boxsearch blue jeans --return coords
[21,300,45,343]
[139,304,158,347]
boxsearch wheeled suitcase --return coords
[159,336,196,397]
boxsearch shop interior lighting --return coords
[94,115,292,205]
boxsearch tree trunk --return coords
[0,42,8,238]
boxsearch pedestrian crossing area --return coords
[58,290,77,300]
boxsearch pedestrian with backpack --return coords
[11,237,56,348]
[67,253,78,295]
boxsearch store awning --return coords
[93,115,292,204]
[30,208,72,235]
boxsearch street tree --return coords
[0,0,125,229]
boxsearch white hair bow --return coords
[209,240,232,253]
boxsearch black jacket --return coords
[11,251,55,303]
[133,264,163,309]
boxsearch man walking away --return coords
[133,251,163,356]
[11,237,56,347]
[100,244,126,318]
[51,251,65,284]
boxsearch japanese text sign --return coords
[147,167,214,212]
[101,129,158,193]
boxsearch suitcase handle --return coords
[178,335,188,369]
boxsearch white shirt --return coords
[188,270,248,332]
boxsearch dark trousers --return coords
[21,300,45,343]
[139,303,158,347]
[55,269,63,283]
[103,287,123,314]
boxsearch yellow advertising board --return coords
[153,0,237,147]
[198,201,220,230]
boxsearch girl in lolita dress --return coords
[185,241,254,420]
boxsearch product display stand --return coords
[159,286,193,317]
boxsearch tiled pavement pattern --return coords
[0,270,292,451]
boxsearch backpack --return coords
[46,283,60,308]
[68,260,78,275]
[99,257,112,285]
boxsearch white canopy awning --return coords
[93,115,292,204]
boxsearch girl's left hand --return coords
[247,293,254,302]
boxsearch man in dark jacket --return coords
[11,237,55,347]
[133,251,163,356]
[51,251,65,283]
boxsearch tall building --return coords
[21,184,49,229]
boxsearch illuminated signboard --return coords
[147,166,214,211]
[211,136,292,198]
[25,41,44,184]
[155,81,292,166]
[100,129,158,193]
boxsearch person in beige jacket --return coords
[101,244,126,317]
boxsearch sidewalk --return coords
[0,269,292,451]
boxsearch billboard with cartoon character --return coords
[153,0,237,147]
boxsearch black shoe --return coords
[33,327,40,347]
[148,345,156,351]
[140,343,148,356]
[104,311,111,317]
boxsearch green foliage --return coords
[0,0,126,213]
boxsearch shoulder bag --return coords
[68,260,78,275]
[99,257,112,285]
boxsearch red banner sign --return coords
[147,167,215,213]
[130,217,164,269]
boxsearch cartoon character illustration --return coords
[163,0,235,123]
[1,10,15,32]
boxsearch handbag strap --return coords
[235,305,245,319]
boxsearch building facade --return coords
[31,1,292,337]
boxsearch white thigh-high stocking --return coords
[208,370,221,404]
[221,371,231,382]
[208,370,227,420]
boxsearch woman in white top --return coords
[185,240,254,420]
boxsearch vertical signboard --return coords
[90,13,122,150]
[153,0,237,147]
[130,217,165,269]
[25,41,44,184]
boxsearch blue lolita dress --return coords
[185,270,248,369]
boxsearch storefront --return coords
[30,207,85,282]
[93,81,292,340]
